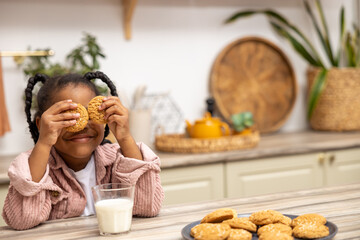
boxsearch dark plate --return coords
[181,214,338,240]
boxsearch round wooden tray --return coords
[155,131,260,153]
[210,36,297,133]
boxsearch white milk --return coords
[95,198,134,234]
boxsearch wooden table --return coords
[1,183,359,239]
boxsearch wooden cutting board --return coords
[210,37,297,133]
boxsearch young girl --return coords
[2,71,164,230]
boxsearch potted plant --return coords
[17,32,108,109]
[225,0,360,131]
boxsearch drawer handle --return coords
[318,153,326,165]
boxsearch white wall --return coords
[0,0,355,155]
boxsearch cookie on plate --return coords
[201,208,237,223]
[279,215,292,226]
[292,223,330,239]
[227,228,252,240]
[190,223,231,240]
[257,223,292,236]
[223,217,257,232]
[249,210,289,226]
[88,96,107,124]
[65,103,89,132]
[258,231,294,240]
[291,213,327,228]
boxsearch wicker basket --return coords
[155,131,260,153]
[307,67,360,131]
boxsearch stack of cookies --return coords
[190,208,330,240]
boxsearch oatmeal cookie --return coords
[292,223,330,239]
[258,231,294,240]
[201,208,237,223]
[88,96,107,124]
[257,223,292,236]
[227,228,252,240]
[65,103,89,132]
[291,213,327,227]
[249,210,288,226]
[279,215,292,226]
[223,217,257,232]
[191,223,210,237]
[190,223,231,240]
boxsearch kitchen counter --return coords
[2,131,360,183]
[0,183,359,239]
[158,130,360,168]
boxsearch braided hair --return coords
[25,71,118,144]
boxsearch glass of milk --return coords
[92,183,135,235]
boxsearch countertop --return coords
[1,183,359,239]
[158,130,360,168]
[2,131,360,183]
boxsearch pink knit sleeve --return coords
[110,143,164,217]
[2,151,63,230]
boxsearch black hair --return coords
[24,71,118,144]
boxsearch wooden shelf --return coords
[122,0,137,40]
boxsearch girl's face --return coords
[51,84,104,168]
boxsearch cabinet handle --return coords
[328,154,335,164]
[318,153,326,165]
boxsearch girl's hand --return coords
[100,97,131,142]
[100,96,143,160]
[37,100,79,147]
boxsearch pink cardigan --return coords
[2,143,164,230]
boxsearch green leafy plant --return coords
[19,33,106,77]
[17,33,108,109]
[231,112,254,132]
[225,0,360,119]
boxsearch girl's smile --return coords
[65,132,96,143]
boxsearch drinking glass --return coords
[92,183,135,235]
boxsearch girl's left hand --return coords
[99,96,131,143]
[100,96,143,160]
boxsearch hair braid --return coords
[84,71,119,144]
[25,73,48,143]
[84,71,118,97]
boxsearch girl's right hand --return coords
[37,100,79,147]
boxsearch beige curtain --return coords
[0,55,11,136]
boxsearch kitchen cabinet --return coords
[160,148,360,205]
[324,148,360,186]
[160,163,224,205]
[225,153,323,198]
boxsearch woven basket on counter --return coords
[155,131,260,153]
[307,67,360,131]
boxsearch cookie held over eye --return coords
[65,103,89,132]
[88,96,107,124]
